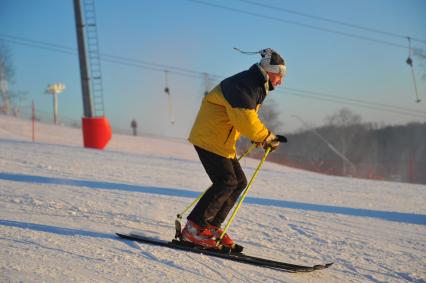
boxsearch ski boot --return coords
[181,220,220,249]
[208,224,244,253]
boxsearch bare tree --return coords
[324,108,362,175]
[325,108,362,127]
[0,43,14,114]
[0,43,26,116]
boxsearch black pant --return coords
[188,146,248,227]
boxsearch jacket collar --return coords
[250,64,268,83]
[251,64,270,94]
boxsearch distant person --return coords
[131,119,138,136]
[182,48,287,251]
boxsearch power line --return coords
[101,53,223,80]
[185,0,413,49]
[101,57,209,79]
[284,87,426,115]
[0,33,222,80]
[1,34,425,119]
[0,37,76,56]
[235,0,426,44]
[282,90,426,118]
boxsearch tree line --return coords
[241,105,426,185]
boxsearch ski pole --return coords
[177,143,256,218]
[217,135,287,245]
[217,146,271,245]
[237,142,257,160]
[175,143,257,239]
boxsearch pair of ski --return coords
[116,233,333,273]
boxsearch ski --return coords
[116,233,333,272]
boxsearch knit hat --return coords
[259,48,287,76]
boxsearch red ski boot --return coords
[208,224,244,253]
[181,220,219,249]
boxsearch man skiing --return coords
[182,48,287,250]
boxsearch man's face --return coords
[267,71,284,87]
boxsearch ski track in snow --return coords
[1,115,426,282]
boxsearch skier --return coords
[131,119,138,136]
[182,48,287,250]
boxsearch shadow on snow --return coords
[1,172,425,226]
[0,219,115,239]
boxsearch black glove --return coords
[263,133,288,152]
[276,135,288,143]
[263,132,280,152]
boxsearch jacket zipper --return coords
[224,127,234,144]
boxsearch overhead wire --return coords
[282,90,426,118]
[235,0,426,45]
[0,37,76,56]
[184,0,425,106]
[1,34,425,119]
[0,33,222,80]
[184,0,410,49]
[284,87,426,115]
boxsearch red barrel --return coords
[82,116,112,149]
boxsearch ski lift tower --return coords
[73,0,111,149]
[46,83,66,124]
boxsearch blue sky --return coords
[1,0,426,138]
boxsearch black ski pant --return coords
[188,146,248,228]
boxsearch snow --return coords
[1,115,425,283]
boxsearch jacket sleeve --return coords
[225,105,271,142]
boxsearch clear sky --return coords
[1,0,426,138]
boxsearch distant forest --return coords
[242,107,426,185]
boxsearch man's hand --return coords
[263,132,279,152]
[252,133,288,152]
[262,133,288,152]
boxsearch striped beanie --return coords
[259,48,287,76]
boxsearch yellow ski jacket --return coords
[188,64,273,158]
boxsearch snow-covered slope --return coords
[1,116,425,282]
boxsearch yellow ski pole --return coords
[175,143,257,239]
[217,147,271,245]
